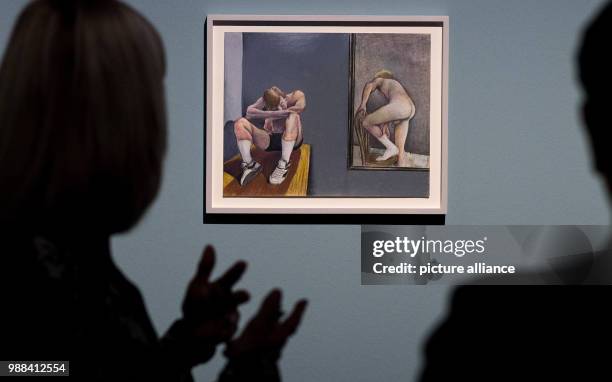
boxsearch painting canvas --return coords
[350,34,431,170]
[206,16,447,215]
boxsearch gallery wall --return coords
[1,1,609,381]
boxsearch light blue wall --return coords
[1,1,609,381]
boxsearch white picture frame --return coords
[205,15,448,217]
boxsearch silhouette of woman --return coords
[0,1,306,380]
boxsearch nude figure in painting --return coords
[356,70,416,166]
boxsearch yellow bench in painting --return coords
[223,144,310,197]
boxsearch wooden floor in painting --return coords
[223,144,310,197]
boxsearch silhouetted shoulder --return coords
[0,232,193,381]
[420,285,612,381]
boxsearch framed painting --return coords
[205,15,448,218]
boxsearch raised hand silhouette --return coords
[171,246,250,367]
[220,289,308,381]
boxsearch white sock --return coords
[237,140,252,164]
[280,139,295,166]
[377,135,396,151]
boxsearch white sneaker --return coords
[239,160,262,186]
[376,145,399,161]
[269,159,291,185]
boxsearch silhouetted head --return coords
[263,86,286,110]
[0,0,167,234]
[374,69,394,80]
[578,2,612,195]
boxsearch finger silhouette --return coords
[231,290,250,306]
[215,261,248,289]
[256,289,282,326]
[278,299,308,338]
[195,245,216,282]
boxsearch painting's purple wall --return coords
[222,33,243,162]
[224,32,243,124]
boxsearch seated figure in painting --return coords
[356,70,416,166]
[233,86,306,186]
